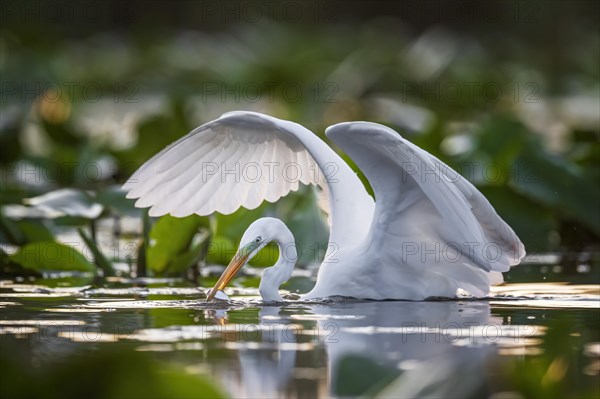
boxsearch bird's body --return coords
[123,111,525,301]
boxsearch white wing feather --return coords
[123,111,375,247]
[124,112,319,217]
[326,122,525,295]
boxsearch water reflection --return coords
[1,282,598,398]
[203,300,542,398]
[217,307,298,398]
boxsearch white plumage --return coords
[124,111,525,301]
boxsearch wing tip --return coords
[511,241,527,266]
[489,240,526,271]
[218,110,281,129]
[326,121,401,141]
[124,188,139,200]
[122,179,135,191]
[147,207,165,218]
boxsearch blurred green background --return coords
[1,0,599,278]
[1,2,600,399]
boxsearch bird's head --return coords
[206,217,295,301]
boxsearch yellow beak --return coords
[206,242,257,301]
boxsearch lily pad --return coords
[10,241,95,272]
[23,189,103,219]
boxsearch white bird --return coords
[123,111,525,301]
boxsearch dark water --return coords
[1,274,599,398]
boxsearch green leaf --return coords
[95,185,141,216]
[164,230,210,275]
[9,241,95,272]
[213,204,268,242]
[16,220,55,242]
[205,235,236,266]
[147,214,209,275]
[1,248,41,276]
[0,209,26,244]
[475,117,527,167]
[276,188,329,266]
[511,148,600,235]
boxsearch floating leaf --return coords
[10,241,95,272]
[23,189,103,219]
[1,248,40,276]
[2,204,54,221]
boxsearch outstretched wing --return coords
[123,111,374,245]
[326,122,525,295]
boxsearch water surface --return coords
[1,278,599,398]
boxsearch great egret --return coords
[123,111,524,301]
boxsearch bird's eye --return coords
[255,236,262,243]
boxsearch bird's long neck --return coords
[278,119,374,246]
[259,228,297,302]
